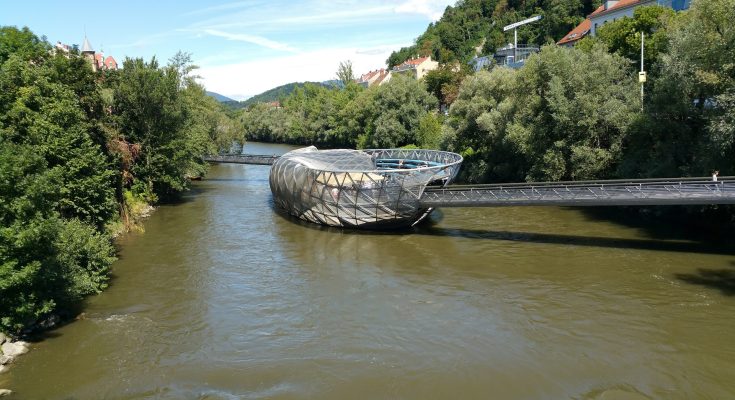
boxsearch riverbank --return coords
[0,334,30,396]
[0,195,158,381]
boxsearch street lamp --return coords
[503,15,542,63]
[639,32,646,110]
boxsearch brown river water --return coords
[3,142,735,399]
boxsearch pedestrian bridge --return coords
[419,178,735,208]
[205,153,734,208]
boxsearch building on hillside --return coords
[54,41,72,54]
[470,43,540,71]
[391,56,439,80]
[356,68,391,87]
[557,0,690,46]
[557,18,592,47]
[493,43,540,68]
[81,36,118,72]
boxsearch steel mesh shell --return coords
[269,147,463,228]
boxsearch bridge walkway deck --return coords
[420,177,735,207]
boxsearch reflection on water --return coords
[4,144,735,399]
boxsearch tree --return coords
[336,60,354,86]
[168,50,200,89]
[0,50,117,228]
[444,68,523,182]
[514,44,640,181]
[0,27,116,334]
[0,26,49,65]
[620,0,735,178]
[445,44,640,183]
[595,5,677,72]
[356,75,438,148]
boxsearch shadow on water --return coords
[580,206,735,246]
[415,226,735,256]
[271,206,735,256]
[675,261,735,296]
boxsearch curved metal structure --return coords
[269,147,463,228]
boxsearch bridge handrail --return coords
[433,176,734,191]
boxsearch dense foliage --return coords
[239,75,439,149]
[387,0,602,67]
[0,27,239,334]
[445,44,640,182]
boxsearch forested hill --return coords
[226,81,341,110]
[206,91,236,102]
[387,0,602,67]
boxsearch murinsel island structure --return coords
[269,147,463,228]
[206,148,735,230]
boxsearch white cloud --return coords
[394,0,450,21]
[193,5,396,32]
[204,29,298,53]
[198,45,400,100]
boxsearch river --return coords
[3,142,735,399]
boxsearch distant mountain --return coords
[206,91,236,103]
[224,81,342,110]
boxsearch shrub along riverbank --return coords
[0,26,242,337]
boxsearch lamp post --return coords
[503,15,542,64]
[638,32,646,110]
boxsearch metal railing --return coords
[202,154,279,165]
[419,177,735,207]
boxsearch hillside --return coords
[222,81,343,110]
[206,91,236,102]
[387,0,602,67]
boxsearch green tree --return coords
[595,5,677,72]
[0,26,49,65]
[445,44,640,183]
[356,75,438,148]
[514,45,640,181]
[110,57,193,201]
[0,52,116,227]
[416,112,444,149]
[444,68,523,182]
[620,0,735,177]
[336,60,355,87]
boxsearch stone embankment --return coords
[0,332,31,396]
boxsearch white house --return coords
[391,56,439,80]
[558,0,690,46]
[356,68,391,87]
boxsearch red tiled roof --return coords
[359,69,382,82]
[373,70,390,85]
[558,0,646,45]
[557,18,591,45]
[590,0,642,17]
[402,56,429,67]
[104,56,117,67]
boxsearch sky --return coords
[1,0,455,100]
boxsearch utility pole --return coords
[639,32,646,110]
